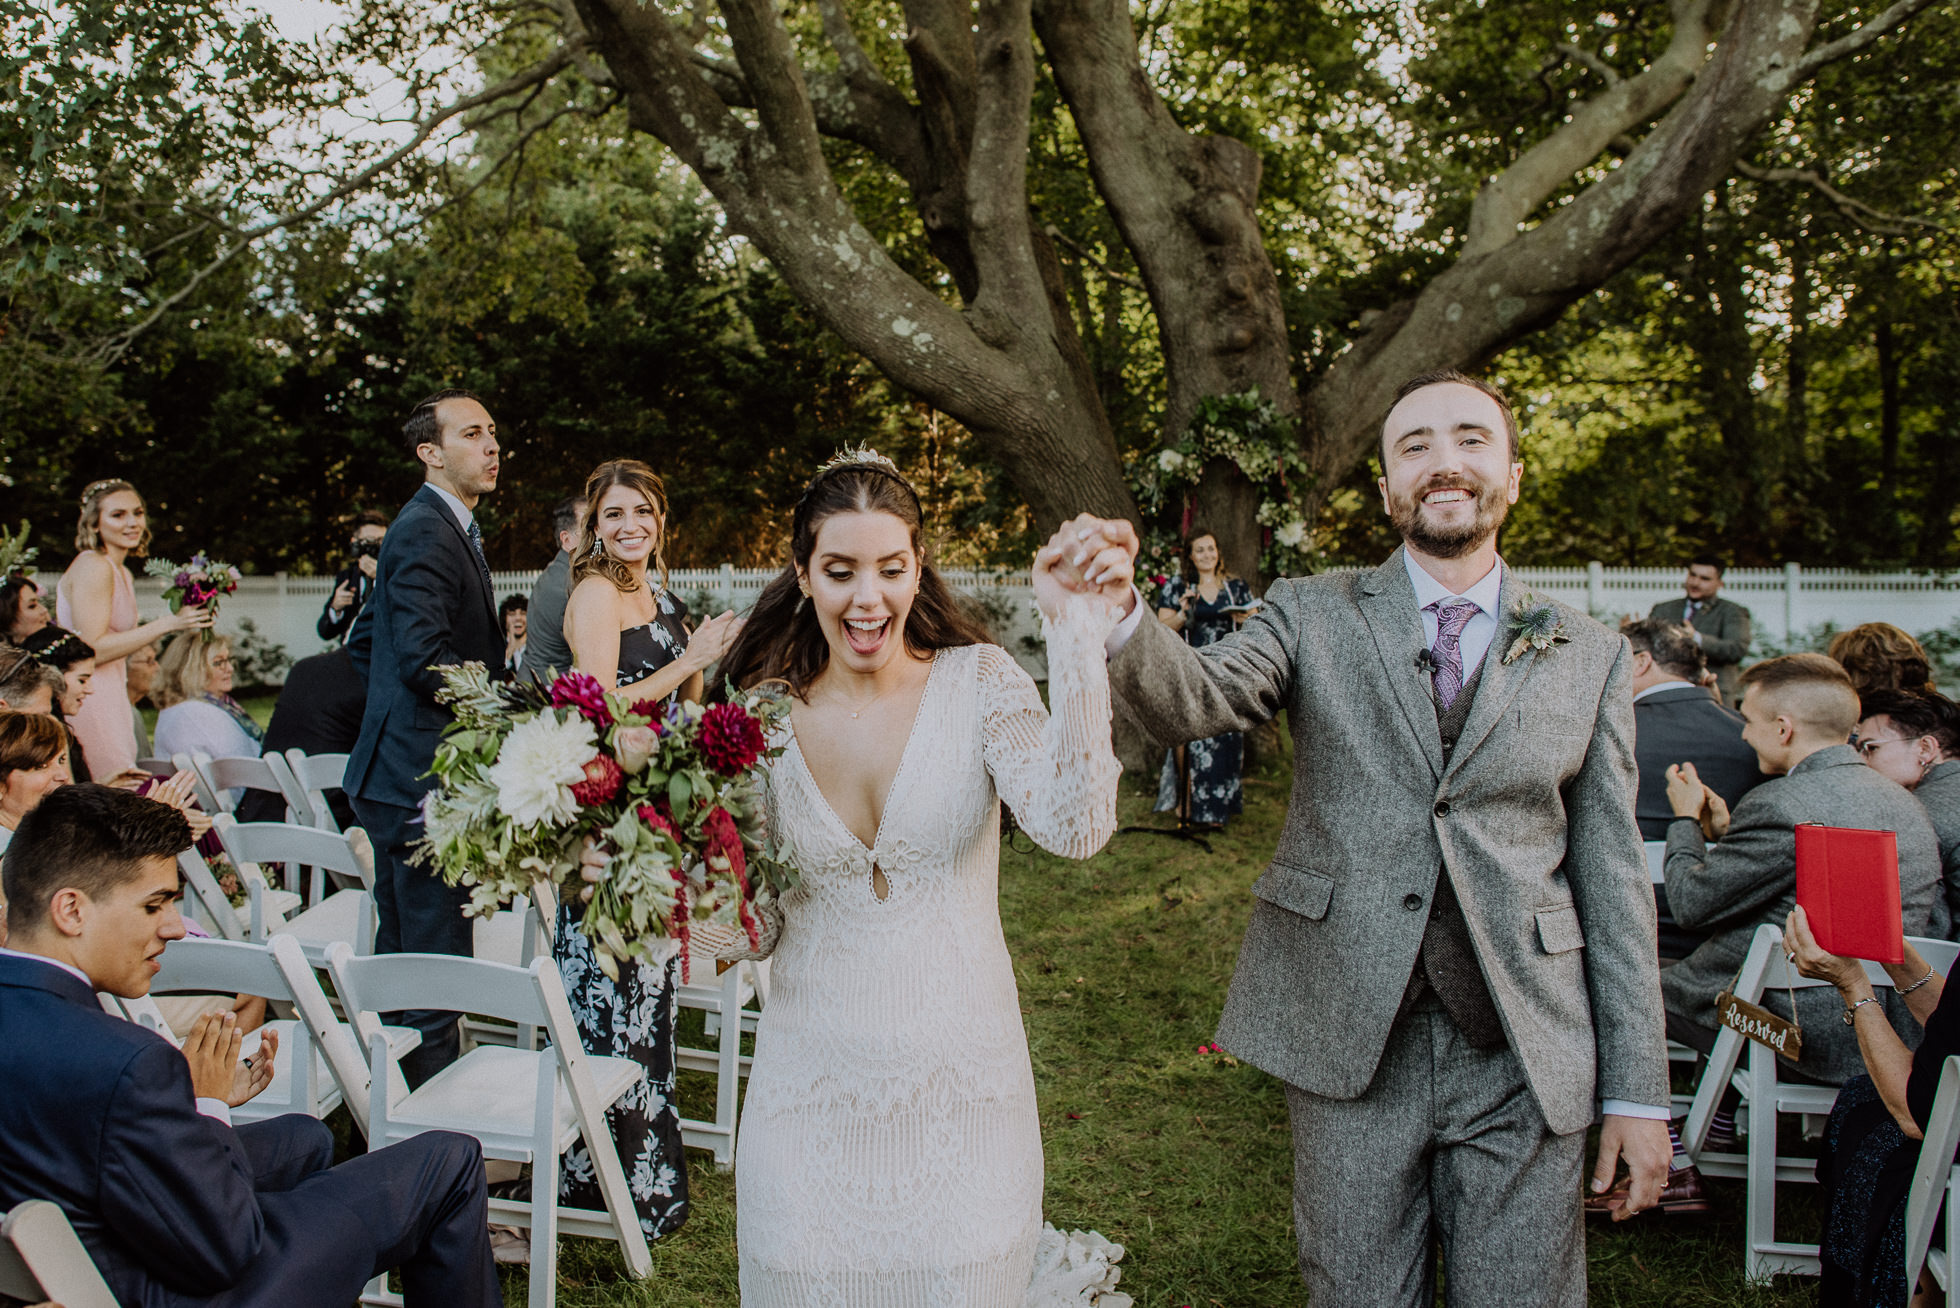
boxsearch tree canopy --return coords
[3,0,1955,575]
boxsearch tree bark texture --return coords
[562,0,1917,567]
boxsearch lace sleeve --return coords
[979,596,1121,860]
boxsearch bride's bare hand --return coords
[578,837,610,904]
[1034,515,1138,619]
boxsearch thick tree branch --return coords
[716,0,828,177]
[1463,0,1723,258]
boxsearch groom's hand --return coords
[1591,1114,1671,1221]
[1033,515,1139,619]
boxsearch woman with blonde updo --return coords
[56,480,212,778]
[152,634,262,800]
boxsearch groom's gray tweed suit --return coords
[1110,548,1669,1306]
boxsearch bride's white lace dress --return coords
[735,603,1127,1307]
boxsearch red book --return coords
[1796,824,1904,965]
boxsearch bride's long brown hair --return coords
[719,455,990,698]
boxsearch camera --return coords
[351,537,383,560]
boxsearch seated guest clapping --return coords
[1785,905,1956,1306]
[0,783,499,1308]
[1661,654,1943,1088]
[1859,689,1960,935]
[1625,618,1767,960]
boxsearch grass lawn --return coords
[471,738,1827,1306]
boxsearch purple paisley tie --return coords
[1427,599,1478,710]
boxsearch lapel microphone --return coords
[1415,648,1435,674]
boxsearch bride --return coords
[715,450,1127,1306]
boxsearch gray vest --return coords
[1402,655,1508,1049]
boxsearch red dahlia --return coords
[550,671,612,725]
[698,702,765,775]
[702,805,747,885]
[571,753,623,806]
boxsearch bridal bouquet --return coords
[415,665,797,980]
[144,552,241,626]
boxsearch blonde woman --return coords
[152,634,261,801]
[56,480,212,777]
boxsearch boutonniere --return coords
[1502,593,1571,665]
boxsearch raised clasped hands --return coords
[183,1010,278,1108]
[1663,762,1730,840]
[1033,514,1139,620]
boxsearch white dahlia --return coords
[488,713,599,828]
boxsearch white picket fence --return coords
[30,562,1960,684]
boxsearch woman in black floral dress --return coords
[558,459,746,1238]
[1153,529,1255,828]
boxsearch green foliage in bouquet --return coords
[414,663,797,981]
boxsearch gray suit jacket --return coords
[524,550,574,685]
[1649,595,1752,705]
[1109,548,1668,1135]
[1916,759,1960,933]
[1661,744,1943,1085]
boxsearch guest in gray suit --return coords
[1660,654,1943,1091]
[1649,557,1752,706]
[1857,689,1960,934]
[1624,618,1766,960]
[1037,370,1672,1307]
[522,495,586,684]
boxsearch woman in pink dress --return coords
[56,480,211,778]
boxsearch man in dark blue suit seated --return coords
[0,784,499,1307]
[346,389,505,1086]
[1623,618,1766,959]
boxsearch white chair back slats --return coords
[213,816,378,965]
[282,749,352,833]
[325,943,653,1308]
[0,1200,119,1308]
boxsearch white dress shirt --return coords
[1632,679,1696,703]
[1403,551,1502,670]
[0,946,233,1124]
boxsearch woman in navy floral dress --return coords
[1153,529,1254,828]
[558,459,745,1238]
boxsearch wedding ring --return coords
[1785,951,1796,964]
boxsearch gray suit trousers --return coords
[1284,1002,1585,1308]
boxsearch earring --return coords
[797,579,810,597]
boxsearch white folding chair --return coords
[149,933,422,1129]
[326,943,654,1308]
[281,749,351,833]
[1682,923,1960,1282]
[1644,839,1668,885]
[134,755,177,778]
[674,928,768,1171]
[0,1199,118,1308]
[214,815,378,967]
[178,844,302,942]
[177,750,297,818]
[1907,1055,1960,1294]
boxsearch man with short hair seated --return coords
[1643,655,1944,1212]
[1857,688,1960,936]
[0,783,499,1307]
[1624,618,1766,960]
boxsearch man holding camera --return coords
[317,511,391,643]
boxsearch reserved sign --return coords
[1715,989,1804,1061]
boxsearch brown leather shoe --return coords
[1584,1165,1711,1217]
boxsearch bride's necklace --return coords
[830,676,900,721]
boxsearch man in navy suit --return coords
[347,389,505,1085]
[0,783,498,1307]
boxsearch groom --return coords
[1040,371,1671,1305]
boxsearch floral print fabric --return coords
[1153,576,1253,825]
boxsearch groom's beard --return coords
[1388,474,1510,559]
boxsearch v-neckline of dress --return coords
[786,649,945,857]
